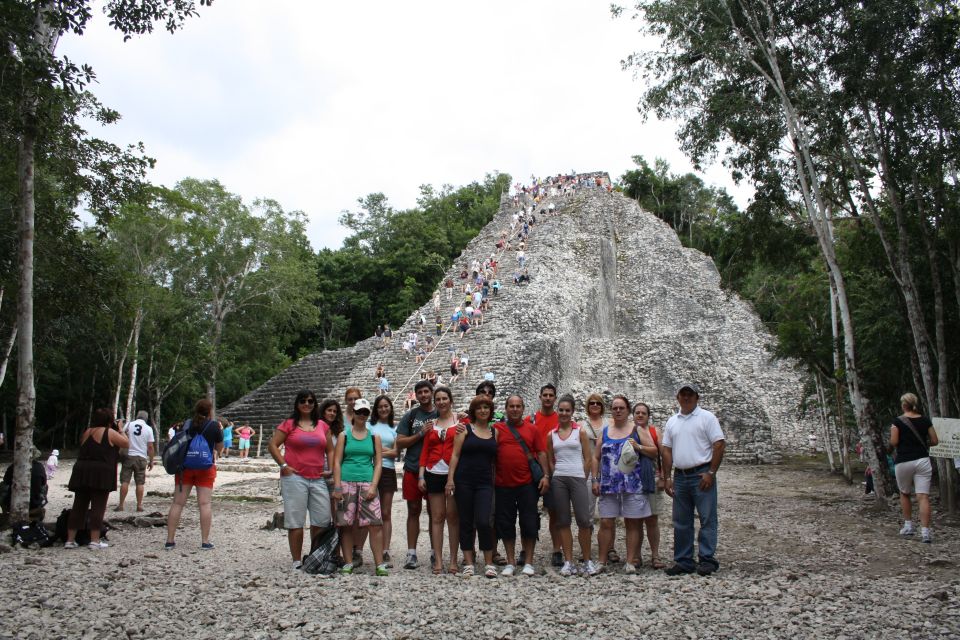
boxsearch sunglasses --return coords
[588,401,603,406]
[356,409,371,416]
[298,398,316,405]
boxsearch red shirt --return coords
[419,426,457,472]
[494,419,546,487]
[528,411,559,441]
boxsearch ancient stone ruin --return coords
[222,181,813,461]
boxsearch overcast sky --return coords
[61,0,747,250]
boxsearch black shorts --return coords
[377,467,398,495]
[495,484,540,541]
[424,471,447,495]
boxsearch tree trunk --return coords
[815,373,836,472]
[112,323,134,418]
[124,304,144,420]
[0,326,18,390]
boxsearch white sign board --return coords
[929,418,960,458]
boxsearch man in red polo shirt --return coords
[494,395,550,576]
[528,384,563,567]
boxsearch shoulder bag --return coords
[504,422,544,486]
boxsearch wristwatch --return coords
[706,470,715,476]
[280,463,288,469]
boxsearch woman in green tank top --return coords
[333,398,387,576]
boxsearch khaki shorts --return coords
[120,456,148,485]
[647,489,664,516]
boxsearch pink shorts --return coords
[336,481,382,527]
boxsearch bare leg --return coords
[288,528,304,562]
[446,494,459,571]
[645,515,661,564]
[625,518,641,565]
[503,539,516,566]
[637,517,645,565]
[197,486,213,544]
[406,500,422,549]
[166,484,193,543]
[521,537,536,565]
[428,493,447,571]
[918,494,931,528]
[369,525,384,565]
[577,525,593,562]
[558,525,573,563]
[549,509,561,553]
[117,482,130,510]
[381,491,394,555]
[900,492,913,521]
[341,527,355,565]
[598,518,615,564]
[135,483,145,511]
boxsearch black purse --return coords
[505,422,544,485]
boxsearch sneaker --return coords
[376,563,389,576]
[501,564,515,577]
[164,542,176,551]
[696,562,718,576]
[624,562,637,575]
[521,563,536,576]
[340,563,354,575]
[201,542,215,550]
[551,551,564,567]
[87,541,109,550]
[665,564,695,576]
[584,560,601,576]
[403,552,419,570]
[900,522,915,538]
[63,541,79,549]
[921,528,933,544]
[292,560,302,571]
[559,561,575,577]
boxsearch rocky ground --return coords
[1,457,958,640]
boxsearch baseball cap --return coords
[354,398,372,413]
[676,383,701,396]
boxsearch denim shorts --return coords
[281,473,331,529]
[598,492,651,519]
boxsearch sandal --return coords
[432,564,442,575]
[484,565,497,578]
[448,564,459,574]
[493,552,508,566]
[462,564,475,577]
[651,559,667,570]
[607,550,621,564]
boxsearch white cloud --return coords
[61,0,750,249]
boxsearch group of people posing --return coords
[268,379,727,579]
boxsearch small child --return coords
[45,449,59,480]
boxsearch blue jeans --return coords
[672,468,718,570]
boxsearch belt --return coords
[674,463,710,475]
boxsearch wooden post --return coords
[256,424,263,459]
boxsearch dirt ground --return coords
[0,456,957,639]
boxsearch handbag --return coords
[504,422,544,486]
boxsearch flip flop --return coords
[651,559,667,570]
[432,565,442,575]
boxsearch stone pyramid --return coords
[222,183,812,461]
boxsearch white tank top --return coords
[552,426,586,478]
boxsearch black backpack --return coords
[301,527,339,575]
[53,508,110,546]
[0,461,48,513]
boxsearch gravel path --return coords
[1,459,957,639]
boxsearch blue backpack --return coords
[183,421,215,470]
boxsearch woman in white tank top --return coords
[547,395,597,576]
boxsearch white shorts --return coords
[598,492,651,519]
[895,457,932,495]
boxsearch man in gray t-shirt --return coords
[395,380,438,569]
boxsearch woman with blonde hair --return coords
[890,392,938,543]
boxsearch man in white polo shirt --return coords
[661,383,725,576]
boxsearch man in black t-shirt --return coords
[395,380,438,569]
